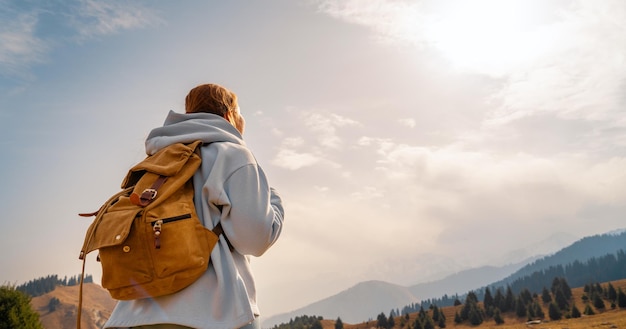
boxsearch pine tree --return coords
[559,278,572,300]
[571,303,581,318]
[422,316,435,329]
[555,288,569,310]
[617,288,626,308]
[593,293,605,310]
[438,313,446,328]
[335,317,343,329]
[484,287,494,310]
[541,287,552,304]
[431,305,440,322]
[468,307,483,325]
[607,282,617,302]
[453,312,462,324]
[520,288,533,305]
[311,319,323,329]
[0,285,43,329]
[548,302,562,320]
[494,288,504,311]
[515,296,527,318]
[493,308,504,325]
[418,306,426,320]
[377,312,388,329]
[413,318,423,329]
[503,286,514,312]
[388,312,395,329]
[47,297,61,312]
[584,304,595,315]
[532,301,545,319]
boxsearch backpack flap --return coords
[121,140,203,189]
[80,187,141,258]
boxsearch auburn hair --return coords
[185,84,238,116]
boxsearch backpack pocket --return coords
[98,210,153,290]
[148,213,219,278]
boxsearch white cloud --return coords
[318,0,626,130]
[270,128,283,136]
[0,10,47,76]
[314,185,329,192]
[272,149,321,170]
[487,1,626,125]
[398,118,416,128]
[316,0,426,46]
[350,186,385,201]
[304,112,359,149]
[71,0,160,40]
[0,0,159,78]
[282,136,305,148]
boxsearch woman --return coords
[104,83,285,329]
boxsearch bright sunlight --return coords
[423,0,557,76]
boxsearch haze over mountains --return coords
[26,229,626,328]
[261,229,626,327]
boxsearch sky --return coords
[1,0,626,321]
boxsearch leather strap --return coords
[77,255,86,328]
[213,222,234,251]
[130,175,168,207]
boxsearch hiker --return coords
[103,83,285,329]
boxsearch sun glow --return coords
[424,0,555,76]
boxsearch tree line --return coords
[455,277,626,326]
[377,304,446,329]
[490,249,626,297]
[270,249,626,329]
[16,273,93,297]
[269,315,350,329]
[401,249,626,313]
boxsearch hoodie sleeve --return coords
[220,163,284,256]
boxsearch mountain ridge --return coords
[24,229,625,328]
[262,229,626,327]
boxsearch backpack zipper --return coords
[152,214,192,249]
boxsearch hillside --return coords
[342,278,626,329]
[265,281,419,327]
[262,261,533,327]
[493,230,626,287]
[31,283,116,329]
[407,262,528,301]
[262,230,626,328]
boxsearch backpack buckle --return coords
[141,188,158,202]
[130,188,158,206]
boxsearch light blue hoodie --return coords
[104,111,285,329]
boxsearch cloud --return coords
[315,0,427,46]
[0,8,46,77]
[487,0,626,125]
[304,112,360,149]
[398,118,416,128]
[0,0,159,78]
[350,186,385,201]
[69,0,161,40]
[317,0,626,125]
[270,108,362,167]
[272,149,321,170]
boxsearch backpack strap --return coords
[212,222,234,252]
[130,175,168,207]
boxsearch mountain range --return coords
[261,229,626,327]
[28,228,626,328]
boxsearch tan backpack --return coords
[77,140,222,326]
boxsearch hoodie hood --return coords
[145,110,244,155]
